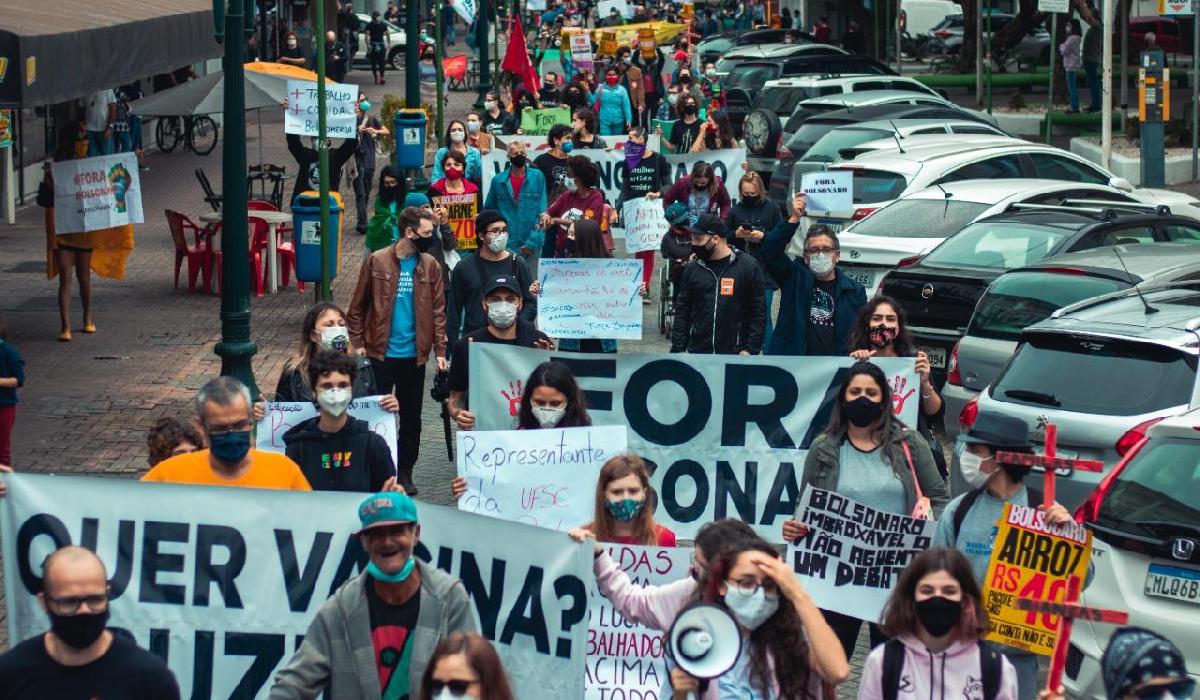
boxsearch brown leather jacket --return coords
[347,240,447,365]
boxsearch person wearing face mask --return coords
[615,126,668,299]
[518,360,592,430]
[419,633,516,700]
[726,172,783,346]
[432,120,483,183]
[282,351,398,493]
[1084,628,1193,700]
[932,412,1072,700]
[402,191,459,286]
[365,166,407,252]
[689,111,738,153]
[143,376,311,490]
[783,361,946,658]
[270,491,476,699]
[464,111,493,154]
[278,31,307,68]
[662,161,731,224]
[0,546,181,698]
[860,548,1020,700]
[562,74,595,114]
[481,91,518,136]
[430,150,480,203]
[534,123,573,205]
[569,108,609,149]
[699,63,726,111]
[352,95,388,235]
[664,93,703,152]
[594,67,633,135]
[539,71,563,107]
[323,29,349,83]
[656,83,683,122]
[285,128,358,208]
[482,140,548,268]
[761,192,867,356]
[419,45,443,111]
[669,214,765,355]
[347,207,449,495]
[447,210,538,344]
[614,48,645,126]
[539,155,610,257]
[577,453,677,546]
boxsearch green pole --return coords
[436,0,446,144]
[476,0,493,108]
[214,0,260,399]
[315,0,333,302]
[406,0,421,108]
[985,0,993,113]
[1046,12,1057,144]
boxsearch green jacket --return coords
[802,421,949,517]
[1082,21,1102,64]
[364,197,399,253]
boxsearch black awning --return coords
[0,1,222,108]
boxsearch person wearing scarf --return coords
[615,127,669,301]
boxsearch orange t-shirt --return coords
[141,449,312,491]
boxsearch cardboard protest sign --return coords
[789,487,936,622]
[638,28,658,59]
[0,473,591,700]
[469,346,921,539]
[256,397,398,459]
[52,153,143,234]
[800,170,853,212]
[622,198,671,253]
[520,106,572,135]
[283,79,357,138]
[456,425,627,531]
[538,258,644,339]
[586,544,691,699]
[982,503,1093,655]
[571,33,594,72]
[431,190,480,251]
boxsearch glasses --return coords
[1133,681,1196,700]
[485,227,509,238]
[206,419,253,435]
[805,247,836,255]
[428,680,475,696]
[45,593,109,614]
[726,577,780,598]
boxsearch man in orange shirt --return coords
[143,377,311,490]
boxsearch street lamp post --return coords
[315,0,333,302]
[405,0,430,190]
[214,0,260,399]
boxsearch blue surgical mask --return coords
[359,100,371,112]
[209,430,251,464]
[606,498,644,522]
[563,141,574,153]
[367,557,415,583]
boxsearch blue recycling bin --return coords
[394,109,427,168]
[292,192,343,283]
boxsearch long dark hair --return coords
[823,361,894,440]
[880,548,988,640]
[703,112,737,149]
[377,165,403,203]
[690,161,719,198]
[517,361,592,429]
[699,535,815,699]
[847,296,917,357]
[589,454,658,545]
[570,219,610,258]
[567,154,600,189]
[443,119,468,152]
[419,633,516,700]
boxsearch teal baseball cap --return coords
[356,491,419,534]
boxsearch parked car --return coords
[832,179,1141,295]
[878,202,1200,386]
[1066,407,1200,700]
[713,43,847,79]
[929,13,1051,65]
[353,13,407,70]
[900,0,961,37]
[957,282,1200,509]
[724,56,896,133]
[943,242,1200,445]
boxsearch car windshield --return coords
[755,88,816,115]
[839,169,908,204]
[922,221,1074,269]
[728,66,777,91]
[1095,437,1200,538]
[992,333,1195,415]
[969,271,1128,341]
[848,200,990,238]
[801,128,892,162]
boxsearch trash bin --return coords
[394,109,427,169]
[292,191,343,282]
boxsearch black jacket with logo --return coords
[670,250,766,354]
[283,416,396,492]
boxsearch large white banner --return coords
[52,153,143,234]
[469,345,921,539]
[283,79,357,138]
[788,487,936,623]
[538,258,644,340]
[457,425,628,531]
[255,397,399,458]
[0,474,591,700]
[448,0,478,25]
[586,544,690,700]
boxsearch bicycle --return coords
[155,115,219,156]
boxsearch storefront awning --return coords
[0,1,222,108]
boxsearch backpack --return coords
[881,638,1002,700]
[950,485,1043,542]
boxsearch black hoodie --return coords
[283,416,395,492]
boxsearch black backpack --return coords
[881,638,1003,700]
[951,486,1043,542]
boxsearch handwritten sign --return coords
[537,258,643,340]
[456,425,627,531]
[52,153,143,234]
[431,191,480,250]
[284,79,357,138]
[800,170,853,212]
[571,33,594,72]
[520,106,572,135]
[256,396,398,458]
[789,487,936,623]
[622,198,670,253]
[586,544,688,699]
[982,503,1093,656]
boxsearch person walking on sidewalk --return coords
[352,96,387,235]
[347,207,448,495]
[0,317,24,467]
[447,210,538,343]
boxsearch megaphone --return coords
[667,602,743,695]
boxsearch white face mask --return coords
[487,300,518,329]
[466,120,481,133]
[287,39,298,48]
[532,405,566,428]
[484,100,498,111]
[563,176,577,191]
[808,253,835,276]
[317,387,353,417]
[723,586,779,630]
[449,129,466,143]
[318,325,350,352]
[958,450,992,489]
[432,689,468,700]
[486,233,509,253]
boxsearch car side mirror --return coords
[1109,176,1135,192]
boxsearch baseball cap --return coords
[674,50,689,62]
[484,274,522,297]
[355,491,419,534]
[664,202,690,226]
[686,213,728,239]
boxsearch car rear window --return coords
[727,66,778,91]
[755,88,816,115]
[922,222,1073,269]
[969,271,1128,341]
[1095,437,1200,537]
[847,200,989,238]
[837,169,908,204]
[802,128,891,163]
[992,333,1195,415]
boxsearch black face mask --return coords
[1001,463,1033,481]
[691,241,713,261]
[380,184,401,202]
[914,596,963,638]
[682,104,697,116]
[741,194,760,206]
[48,607,110,649]
[679,75,692,84]
[510,154,527,168]
[844,396,884,427]
[413,236,435,253]
[692,181,708,191]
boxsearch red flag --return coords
[501,13,541,94]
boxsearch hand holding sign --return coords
[800,171,852,213]
[283,79,358,138]
[622,198,670,253]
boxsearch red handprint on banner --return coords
[501,380,524,417]
[892,375,915,416]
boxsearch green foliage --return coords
[379,94,405,158]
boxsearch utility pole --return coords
[315,0,333,302]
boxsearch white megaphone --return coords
[667,603,743,699]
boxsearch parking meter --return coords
[1138,49,1169,187]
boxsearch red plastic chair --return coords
[211,221,264,297]
[165,210,211,293]
[247,200,303,292]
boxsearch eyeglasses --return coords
[428,679,475,696]
[1133,681,1196,700]
[206,419,253,435]
[725,577,780,598]
[485,227,509,238]
[805,247,836,255]
[45,593,109,614]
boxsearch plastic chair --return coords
[165,210,211,292]
[249,213,304,293]
[195,168,223,212]
[211,222,264,297]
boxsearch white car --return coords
[832,179,1141,295]
[1067,407,1200,700]
[354,13,407,70]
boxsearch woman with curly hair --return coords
[539,154,612,257]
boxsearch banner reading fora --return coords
[0,474,591,700]
[468,345,920,540]
[53,153,144,234]
[982,503,1093,655]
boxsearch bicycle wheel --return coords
[156,116,182,153]
[188,116,219,156]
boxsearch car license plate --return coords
[816,218,844,234]
[845,267,876,291]
[1145,563,1200,605]
[917,345,947,369]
